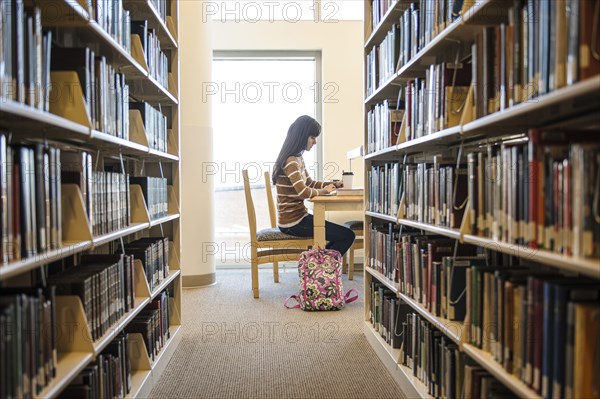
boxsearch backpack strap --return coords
[284,295,301,309]
[344,289,359,304]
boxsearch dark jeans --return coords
[279,215,356,257]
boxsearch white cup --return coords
[342,172,354,189]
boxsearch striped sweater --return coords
[276,156,328,228]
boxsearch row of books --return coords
[404,62,471,140]
[404,161,467,229]
[62,151,131,237]
[130,176,169,221]
[89,171,131,237]
[132,20,170,90]
[463,362,519,399]
[59,333,132,399]
[366,0,466,96]
[394,1,465,73]
[52,47,130,139]
[148,0,169,25]
[0,2,52,110]
[369,132,600,260]
[463,131,599,259]
[131,102,169,153]
[367,162,403,218]
[369,280,408,349]
[471,0,600,118]
[367,0,600,144]
[368,227,483,313]
[366,100,403,154]
[79,0,132,53]
[119,237,170,293]
[48,253,135,341]
[0,286,57,399]
[366,24,399,96]
[124,290,171,362]
[401,312,463,399]
[466,268,599,399]
[1,137,63,264]
[368,159,469,229]
[372,247,600,399]
[368,278,518,399]
[368,0,396,34]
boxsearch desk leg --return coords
[313,203,326,248]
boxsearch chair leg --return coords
[273,261,279,283]
[349,249,355,280]
[252,255,259,299]
[342,253,348,274]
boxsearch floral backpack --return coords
[284,247,359,311]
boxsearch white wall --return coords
[179,15,365,286]
[212,19,365,225]
[180,1,216,286]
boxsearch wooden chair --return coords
[342,221,364,280]
[265,171,363,280]
[264,171,281,280]
[243,169,312,298]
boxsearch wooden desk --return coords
[306,195,364,248]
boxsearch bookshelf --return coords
[363,1,600,398]
[0,0,182,398]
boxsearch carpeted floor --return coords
[149,268,405,399]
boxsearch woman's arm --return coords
[284,158,332,198]
[302,158,342,188]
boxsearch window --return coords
[212,52,321,266]
[206,0,363,22]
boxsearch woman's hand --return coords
[319,184,336,195]
[333,180,343,188]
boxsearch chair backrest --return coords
[264,171,277,228]
[242,169,258,239]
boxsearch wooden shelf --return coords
[0,99,90,138]
[364,321,402,365]
[462,76,600,136]
[92,223,150,247]
[150,325,182,379]
[150,270,181,300]
[365,211,398,224]
[364,0,598,398]
[43,1,177,105]
[365,78,600,158]
[365,266,399,294]
[93,296,151,356]
[376,217,600,279]
[365,1,502,105]
[398,219,462,239]
[364,145,400,161]
[123,0,178,49]
[34,352,94,399]
[126,369,152,399]
[365,211,600,278]
[365,126,463,160]
[4,1,181,397]
[363,322,432,399]
[150,213,180,227]
[365,70,400,105]
[147,148,180,162]
[0,102,177,163]
[398,293,464,345]
[462,344,542,399]
[460,233,600,279]
[91,131,150,155]
[0,241,91,281]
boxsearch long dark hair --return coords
[272,115,321,184]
